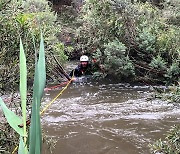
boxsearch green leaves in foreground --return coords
[18,137,28,154]
[29,33,46,154]
[0,38,29,154]
[19,38,28,153]
[0,33,46,154]
[0,98,24,136]
[0,39,28,139]
[20,38,27,143]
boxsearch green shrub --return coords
[156,27,180,62]
[136,29,156,54]
[100,39,135,79]
[0,0,67,93]
[76,0,124,52]
[76,0,136,79]
[165,62,180,84]
[0,33,46,154]
[150,125,180,154]
[149,55,167,70]
[72,0,179,83]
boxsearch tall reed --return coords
[0,32,46,154]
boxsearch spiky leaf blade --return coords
[18,137,28,154]
[37,32,46,99]
[19,38,27,140]
[0,98,24,136]
[29,33,46,154]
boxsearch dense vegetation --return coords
[0,0,65,152]
[71,0,180,84]
[57,1,180,152]
[150,125,180,154]
[0,0,179,94]
[0,0,179,153]
[0,0,67,94]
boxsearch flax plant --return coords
[0,32,46,154]
[29,33,46,154]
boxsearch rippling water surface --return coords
[41,80,180,154]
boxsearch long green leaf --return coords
[37,32,46,99]
[18,137,28,154]
[0,98,24,136]
[29,77,41,154]
[19,38,27,141]
[29,32,46,154]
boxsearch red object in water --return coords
[44,81,69,92]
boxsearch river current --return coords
[41,78,180,154]
[0,63,179,154]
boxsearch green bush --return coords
[102,39,135,79]
[136,29,156,54]
[66,0,179,83]
[149,55,167,70]
[75,0,136,79]
[0,0,67,94]
[135,1,180,83]
[150,125,180,154]
[166,62,180,84]
[156,27,180,62]
[76,0,124,53]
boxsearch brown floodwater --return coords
[41,79,180,154]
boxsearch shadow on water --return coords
[41,77,180,154]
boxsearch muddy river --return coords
[0,63,179,154]
[41,78,180,154]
